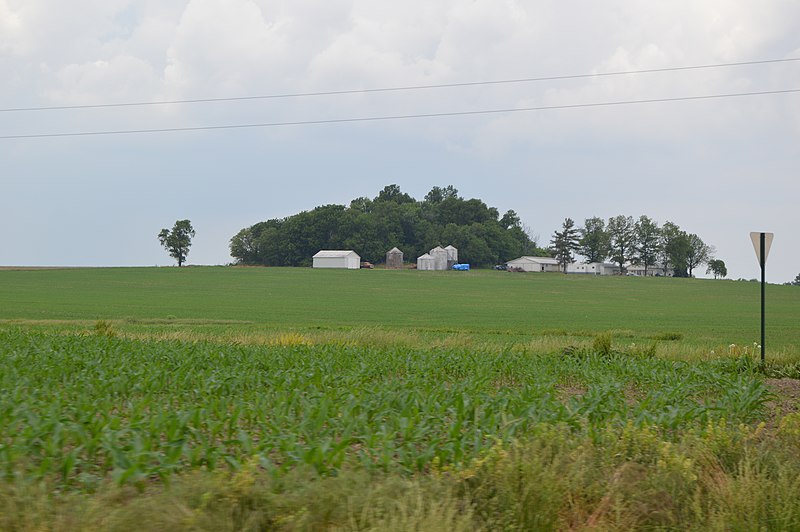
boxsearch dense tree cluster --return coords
[555,215,717,277]
[230,185,546,267]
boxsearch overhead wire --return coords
[1,56,798,113]
[2,87,798,140]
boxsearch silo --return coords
[445,245,458,269]
[416,253,435,270]
[386,247,404,269]
[429,246,448,270]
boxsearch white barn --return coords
[312,250,361,269]
[506,256,560,272]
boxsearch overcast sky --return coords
[1,1,799,282]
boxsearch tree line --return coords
[550,215,722,277]
[229,185,547,267]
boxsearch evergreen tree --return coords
[550,218,580,273]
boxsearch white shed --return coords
[312,250,361,269]
[506,256,560,272]
[416,253,435,270]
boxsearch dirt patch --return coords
[764,378,800,424]
[556,383,588,401]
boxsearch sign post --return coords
[750,232,774,364]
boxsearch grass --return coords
[1,266,799,529]
[0,266,797,359]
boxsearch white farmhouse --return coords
[506,256,561,272]
[625,264,672,277]
[312,250,361,269]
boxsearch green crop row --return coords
[0,330,770,492]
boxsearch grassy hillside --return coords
[0,266,797,358]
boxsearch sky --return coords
[1,0,799,283]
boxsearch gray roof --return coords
[313,250,360,258]
[508,256,559,265]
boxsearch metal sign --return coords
[750,232,774,265]
[750,232,773,365]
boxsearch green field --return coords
[1,266,797,358]
[1,267,800,530]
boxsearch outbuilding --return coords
[386,247,404,269]
[312,250,361,269]
[566,262,621,276]
[416,253,435,270]
[506,256,561,272]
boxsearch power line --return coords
[2,87,798,140]
[2,57,799,113]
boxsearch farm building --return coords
[566,262,621,276]
[312,250,361,269]
[416,253,435,270]
[417,245,459,271]
[445,245,458,268]
[386,247,404,269]
[429,246,448,270]
[625,264,672,277]
[506,256,561,272]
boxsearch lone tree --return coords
[550,218,580,273]
[706,259,727,279]
[158,220,195,267]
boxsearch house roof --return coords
[387,247,402,254]
[417,253,433,260]
[313,250,360,259]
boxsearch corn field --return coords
[0,329,771,492]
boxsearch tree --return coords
[658,221,682,275]
[792,274,800,286]
[633,215,661,276]
[579,216,609,263]
[706,259,727,279]
[158,220,195,267]
[375,184,414,204]
[685,233,713,277]
[500,209,521,230]
[607,215,635,273]
[229,185,544,267]
[550,218,580,273]
[424,185,459,204]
